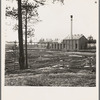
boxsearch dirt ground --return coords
[5,50,96,86]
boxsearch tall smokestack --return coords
[70,15,73,39]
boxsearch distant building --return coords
[49,34,88,51]
[62,34,88,51]
[87,36,96,49]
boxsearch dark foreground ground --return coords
[5,50,96,86]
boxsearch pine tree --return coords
[18,0,25,69]
[6,0,64,69]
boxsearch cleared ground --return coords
[5,50,96,86]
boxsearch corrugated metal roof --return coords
[64,34,84,40]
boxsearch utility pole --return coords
[70,15,73,39]
[70,15,73,50]
[18,0,25,70]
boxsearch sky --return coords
[5,0,98,42]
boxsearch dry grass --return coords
[5,68,96,86]
[5,50,96,86]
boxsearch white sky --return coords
[5,0,98,42]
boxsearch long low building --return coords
[48,34,88,51]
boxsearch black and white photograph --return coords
[4,0,98,87]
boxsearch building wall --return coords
[66,40,69,50]
[62,39,79,51]
[61,36,87,51]
[79,36,87,50]
[48,36,88,51]
[73,40,77,50]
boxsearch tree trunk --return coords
[25,0,28,69]
[18,0,25,70]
